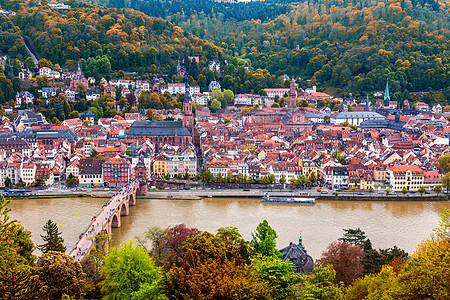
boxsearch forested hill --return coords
[0,0,223,73]
[93,0,450,101]
[84,0,297,22]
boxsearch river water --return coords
[7,197,450,259]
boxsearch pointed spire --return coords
[366,94,370,110]
[184,81,191,103]
[384,79,390,106]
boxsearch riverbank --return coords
[144,190,449,201]
[5,189,449,201]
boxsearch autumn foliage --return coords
[317,241,365,286]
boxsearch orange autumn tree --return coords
[165,229,270,299]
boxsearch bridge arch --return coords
[129,193,136,206]
[120,203,129,216]
[111,214,120,228]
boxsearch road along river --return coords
[7,196,450,259]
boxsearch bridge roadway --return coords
[70,181,139,262]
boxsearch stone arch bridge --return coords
[70,180,147,262]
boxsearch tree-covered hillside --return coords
[94,0,450,101]
[86,0,296,22]
[0,0,224,74]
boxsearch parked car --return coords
[357,192,364,195]
[320,190,328,194]
[243,189,250,191]
[424,191,431,194]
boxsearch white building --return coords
[39,87,57,99]
[190,86,200,94]
[39,67,52,77]
[264,88,290,99]
[86,89,100,101]
[192,93,210,106]
[208,81,221,92]
[234,94,255,106]
[330,111,385,127]
[15,91,34,107]
[135,80,150,91]
[109,79,130,89]
[66,162,80,179]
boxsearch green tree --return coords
[441,173,450,193]
[279,174,286,185]
[309,172,317,184]
[433,208,450,240]
[4,176,11,188]
[101,241,165,300]
[344,265,397,300]
[183,171,190,180]
[339,228,368,248]
[37,251,86,300]
[69,111,79,118]
[401,187,408,194]
[210,98,221,112]
[37,219,66,254]
[202,170,214,182]
[90,148,99,158]
[297,265,343,299]
[434,185,442,195]
[65,173,77,187]
[223,89,234,105]
[250,220,280,258]
[438,154,450,173]
[163,173,171,180]
[252,255,300,300]
[146,108,153,120]
[418,186,425,195]
[0,196,46,299]
[38,58,53,68]
[23,57,35,70]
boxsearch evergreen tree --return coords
[37,219,66,254]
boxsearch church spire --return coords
[184,82,191,103]
[183,82,194,134]
[288,79,297,109]
[365,94,370,111]
[383,79,390,107]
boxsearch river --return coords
[7,196,450,259]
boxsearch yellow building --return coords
[299,159,318,178]
[152,155,166,177]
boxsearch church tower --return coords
[77,63,82,75]
[289,79,297,109]
[383,79,390,107]
[183,83,194,134]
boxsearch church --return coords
[244,79,311,130]
[126,83,194,147]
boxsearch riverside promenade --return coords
[70,181,140,262]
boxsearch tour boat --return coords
[262,193,315,204]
